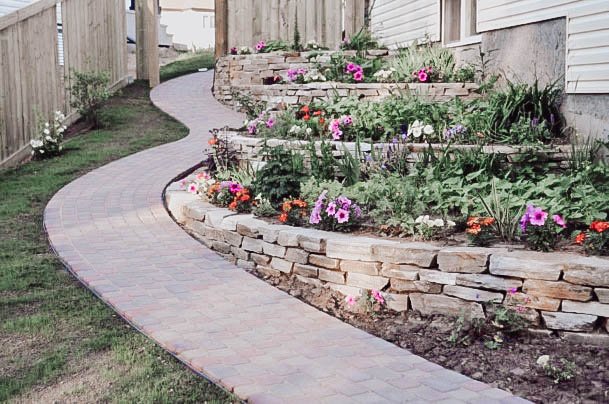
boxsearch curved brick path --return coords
[45,72,527,403]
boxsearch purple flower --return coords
[392,137,398,144]
[265,118,275,128]
[529,207,548,226]
[337,196,352,209]
[531,117,540,128]
[508,287,518,296]
[335,208,349,224]
[520,213,529,233]
[229,182,242,194]
[353,204,362,218]
[309,209,321,225]
[552,214,566,228]
[342,116,353,126]
[353,71,363,82]
[346,63,357,73]
[326,202,337,216]
[255,41,266,51]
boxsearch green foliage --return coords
[231,90,267,120]
[477,180,524,242]
[300,177,350,206]
[292,11,302,51]
[341,28,381,52]
[542,358,577,384]
[252,196,277,217]
[390,38,456,82]
[308,140,336,181]
[253,145,308,205]
[336,144,362,186]
[69,69,111,127]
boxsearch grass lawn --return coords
[160,51,215,82]
[0,58,235,402]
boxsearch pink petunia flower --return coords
[229,182,242,194]
[418,70,428,82]
[326,202,337,216]
[345,295,357,306]
[346,63,357,73]
[552,214,566,228]
[309,208,321,225]
[529,207,548,226]
[255,41,266,51]
[266,118,275,128]
[371,289,385,304]
[187,183,198,194]
[332,129,343,140]
[335,208,349,224]
[353,71,364,81]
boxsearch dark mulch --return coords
[253,271,609,404]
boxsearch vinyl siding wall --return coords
[370,0,440,47]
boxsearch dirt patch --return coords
[253,271,609,404]
[10,351,127,404]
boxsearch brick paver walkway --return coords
[45,72,527,403]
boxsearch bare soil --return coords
[253,270,609,404]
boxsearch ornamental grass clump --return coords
[309,191,362,231]
[520,205,566,251]
[574,220,609,256]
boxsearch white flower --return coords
[432,219,444,227]
[59,145,63,151]
[536,355,550,367]
[40,149,44,154]
[45,122,50,128]
[30,139,43,148]
[447,220,456,227]
[43,129,50,135]
[45,136,53,141]
[415,215,430,224]
[289,125,302,134]
[423,125,434,135]
[305,128,312,135]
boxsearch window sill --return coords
[443,35,482,48]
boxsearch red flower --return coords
[319,117,325,125]
[313,110,322,116]
[574,232,587,245]
[279,213,288,223]
[300,105,310,114]
[590,221,609,233]
[228,201,238,210]
[208,137,218,146]
[303,114,311,121]
[240,194,250,202]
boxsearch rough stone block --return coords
[380,264,419,280]
[508,292,561,311]
[182,200,214,221]
[328,283,363,297]
[296,275,323,287]
[221,230,243,247]
[309,255,340,270]
[165,190,199,223]
[562,257,609,287]
[259,224,289,243]
[242,237,264,253]
[271,257,293,274]
[419,269,457,285]
[523,280,592,302]
[595,288,609,304]
[560,332,609,347]
[410,294,485,318]
[541,311,597,332]
[562,300,609,317]
[340,260,381,276]
[293,264,318,278]
[251,253,271,266]
[456,274,522,291]
[443,285,504,303]
[346,273,389,290]
[237,259,256,270]
[299,233,328,253]
[230,246,249,261]
[489,252,564,280]
[390,279,442,294]
[326,237,380,261]
[205,209,236,227]
[372,242,438,267]
[220,214,254,231]
[262,242,286,258]
[437,247,498,273]
[235,217,267,238]
[257,266,281,278]
[385,293,409,312]
[318,268,345,284]
[276,229,301,247]
[284,248,309,264]
[211,241,231,254]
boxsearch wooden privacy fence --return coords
[216,0,368,55]
[0,0,128,167]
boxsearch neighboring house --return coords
[0,0,36,17]
[371,0,609,139]
[159,0,215,50]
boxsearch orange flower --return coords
[240,194,250,202]
[228,201,238,210]
[208,137,218,146]
[481,217,496,226]
[574,231,587,245]
[293,199,307,208]
[282,201,292,212]
[319,117,325,125]
[466,224,481,235]
[313,110,322,116]
[279,213,288,223]
[466,217,478,227]
[590,221,609,233]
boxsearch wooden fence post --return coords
[136,0,159,87]
[215,0,228,59]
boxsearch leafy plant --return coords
[69,69,111,127]
[336,144,361,186]
[30,111,67,159]
[537,356,577,384]
[252,195,277,217]
[253,145,307,205]
[204,129,238,176]
[308,140,336,181]
[477,180,525,242]
[292,10,302,51]
[230,90,267,120]
[341,28,381,52]
[519,205,566,252]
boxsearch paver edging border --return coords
[166,182,609,339]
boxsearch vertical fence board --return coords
[0,0,128,166]
[221,0,365,52]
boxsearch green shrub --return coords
[69,69,111,127]
[253,145,308,205]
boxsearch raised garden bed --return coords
[166,181,609,338]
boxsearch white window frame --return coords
[442,0,481,48]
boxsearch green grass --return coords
[160,51,215,82]
[0,81,235,403]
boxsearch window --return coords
[442,0,480,46]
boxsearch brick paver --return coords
[44,72,527,403]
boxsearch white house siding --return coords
[371,0,440,47]
[0,0,37,17]
[477,0,609,94]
